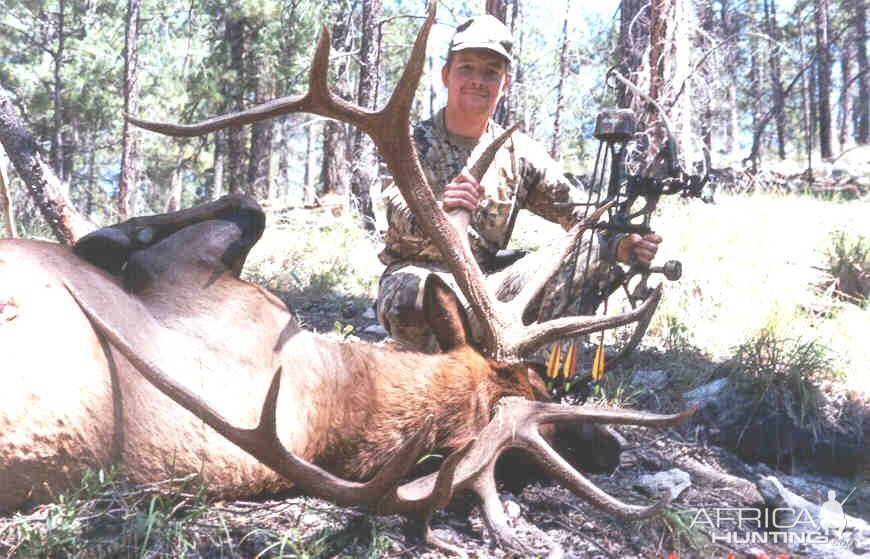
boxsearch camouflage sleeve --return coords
[513,133,588,230]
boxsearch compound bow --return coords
[546,69,709,398]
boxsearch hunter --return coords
[376,14,661,354]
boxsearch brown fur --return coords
[0,221,570,511]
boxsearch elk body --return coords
[0,202,549,506]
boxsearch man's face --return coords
[442,50,509,118]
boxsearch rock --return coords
[362,324,387,336]
[504,498,522,519]
[630,370,668,391]
[674,455,764,506]
[634,468,692,500]
[682,377,730,410]
[362,307,376,319]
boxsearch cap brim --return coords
[450,42,511,63]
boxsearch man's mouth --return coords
[461,89,488,99]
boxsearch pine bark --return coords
[320,1,352,196]
[856,0,869,144]
[211,129,225,201]
[247,70,273,199]
[815,0,834,159]
[799,15,814,175]
[0,90,91,244]
[51,0,65,181]
[764,0,786,159]
[304,122,318,207]
[119,0,141,218]
[839,40,854,150]
[722,0,739,155]
[350,0,382,230]
[225,6,247,193]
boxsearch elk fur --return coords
[0,211,604,511]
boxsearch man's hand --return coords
[442,169,484,212]
[616,233,662,266]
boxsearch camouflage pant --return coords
[375,231,616,362]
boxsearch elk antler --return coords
[128,0,657,363]
[380,397,696,550]
[65,281,431,508]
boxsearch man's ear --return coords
[441,63,449,87]
[422,274,471,351]
[500,71,510,94]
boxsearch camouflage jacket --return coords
[379,108,590,269]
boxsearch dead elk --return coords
[0,196,692,553]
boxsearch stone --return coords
[362,324,387,336]
[682,377,730,409]
[634,468,692,500]
[504,499,522,519]
[630,370,668,391]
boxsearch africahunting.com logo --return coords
[682,487,858,553]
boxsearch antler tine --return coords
[467,121,523,181]
[526,428,671,519]
[513,284,663,355]
[65,281,430,508]
[381,397,694,535]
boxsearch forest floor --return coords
[1,189,867,558]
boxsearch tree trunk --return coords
[304,121,318,207]
[764,0,786,159]
[0,146,15,237]
[51,0,65,182]
[276,118,290,200]
[617,0,646,109]
[648,0,669,105]
[815,0,834,160]
[721,0,739,156]
[350,0,382,231]
[485,0,508,19]
[673,0,692,164]
[119,0,141,218]
[225,7,247,193]
[839,40,854,151]
[247,68,274,200]
[486,0,511,126]
[0,90,91,244]
[550,0,571,159]
[856,0,869,144]
[84,130,97,218]
[165,148,185,213]
[320,0,352,196]
[799,14,813,176]
[211,129,225,201]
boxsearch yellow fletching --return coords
[546,342,562,379]
[562,342,577,379]
[592,343,606,381]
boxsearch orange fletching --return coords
[562,342,577,379]
[592,343,606,381]
[546,342,562,379]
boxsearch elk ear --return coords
[422,274,471,351]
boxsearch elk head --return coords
[114,0,694,553]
